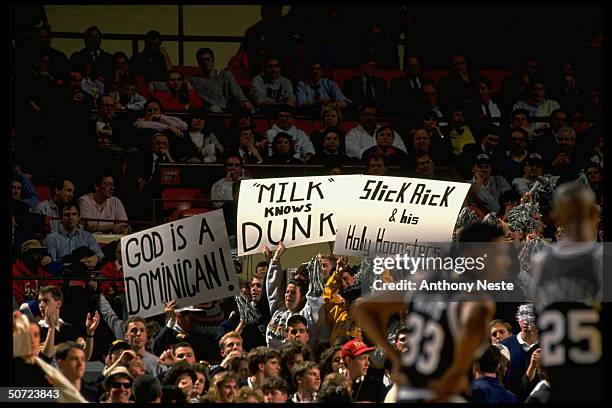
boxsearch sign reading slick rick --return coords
[121,210,239,319]
[237,176,351,255]
[334,176,471,257]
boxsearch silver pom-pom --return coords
[234,293,261,325]
[307,256,324,298]
[482,212,500,228]
[506,202,539,233]
[456,206,479,229]
[516,303,536,327]
[528,176,555,215]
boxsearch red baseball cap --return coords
[341,339,375,359]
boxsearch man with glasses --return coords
[187,47,253,113]
[211,155,247,209]
[69,26,114,81]
[129,30,173,82]
[414,152,436,179]
[79,172,129,234]
[102,366,134,403]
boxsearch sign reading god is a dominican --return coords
[121,210,239,319]
[334,176,471,258]
[237,176,347,255]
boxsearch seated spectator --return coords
[69,25,114,82]
[187,47,253,113]
[389,55,432,116]
[93,94,132,150]
[345,104,406,159]
[585,162,604,206]
[16,26,70,81]
[461,124,506,177]
[548,60,582,113]
[366,154,388,176]
[106,51,130,94]
[512,79,561,132]
[310,104,345,154]
[415,83,447,126]
[296,58,349,116]
[12,239,57,305]
[211,155,248,208]
[250,55,296,112]
[60,68,94,110]
[79,60,105,101]
[361,125,411,170]
[414,152,436,179]
[263,376,290,403]
[510,108,536,143]
[133,98,187,149]
[309,127,353,167]
[175,108,222,163]
[468,154,511,215]
[265,132,304,164]
[438,53,486,108]
[504,128,530,182]
[153,69,202,112]
[101,366,134,403]
[265,106,315,162]
[10,176,29,219]
[43,201,104,267]
[11,166,39,208]
[129,30,173,82]
[589,134,603,168]
[236,127,266,164]
[32,177,76,233]
[342,53,389,114]
[417,112,453,165]
[511,153,550,196]
[465,77,503,132]
[531,108,567,155]
[109,74,147,112]
[543,126,585,182]
[444,106,477,160]
[500,57,540,112]
[471,344,518,403]
[78,172,130,234]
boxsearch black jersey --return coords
[400,299,461,388]
[530,242,603,403]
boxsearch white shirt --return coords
[345,124,407,159]
[266,124,315,161]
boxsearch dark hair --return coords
[459,222,505,243]
[167,69,183,79]
[247,346,280,375]
[172,342,194,353]
[94,171,114,188]
[124,315,147,334]
[255,260,269,271]
[360,53,377,66]
[84,26,101,37]
[144,98,163,113]
[511,108,530,119]
[118,74,136,87]
[51,177,74,194]
[196,48,215,60]
[551,108,568,117]
[318,383,352,403]
[477,344,502,373]
[39,285,63,301]
[509,127,529,140]
[133,375,162,403]
[291,361,318,388]
[161,384,186,403]
[498,189,520,214]
[319,345,342,379]
[367,153,388,168]
[60,199,80,215]
[163,361,197,387]
[481,124,501,138]
[358,104,378,114]
[145,30,162,42]
[395,326,410,343]
[55,341,83,361]
[475,77,493,89]
[375,125,394,139]
[261,376,289,395]
[113,51,128,61]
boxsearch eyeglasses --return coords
[110,381,132,389]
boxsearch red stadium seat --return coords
[477,69,513,93]
[421,70,450,86]
[134,74,150,98]
[254,118,270,135]
[330,68,358,90]
[341,121,359,133]
[293,119,316,136]
[174,65,201,78]
[178,208,211,219]
[162,188,206,211]
[35,184,51,202]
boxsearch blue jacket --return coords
[471,376,518,403]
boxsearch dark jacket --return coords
[343,75,389,112]
[471,376,518,403]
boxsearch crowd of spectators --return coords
[10,6,604,404]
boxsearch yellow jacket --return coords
[323,270,362,345]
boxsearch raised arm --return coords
[265,242,286,315]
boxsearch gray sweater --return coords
[187,70,247,111]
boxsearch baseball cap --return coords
[341,339,375,359]
[20,239,47,254]
[107,339,131,356]
[104,366,134,388]
[286,314,308,329]
[474,153,491,165]
[525,152,543,166]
